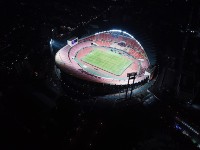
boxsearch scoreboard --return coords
[67,37,78,47]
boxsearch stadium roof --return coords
[95,29,135,39]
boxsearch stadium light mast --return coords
[50,39,54,56]
[125,72,137,100]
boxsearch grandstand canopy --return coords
[95,29,135,39]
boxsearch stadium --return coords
[55,30,157,97]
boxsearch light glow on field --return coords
[82,49,132,76]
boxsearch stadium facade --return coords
[55,30,157,96]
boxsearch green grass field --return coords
[82,49,132,76]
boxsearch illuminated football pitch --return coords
[82,49,133,76]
